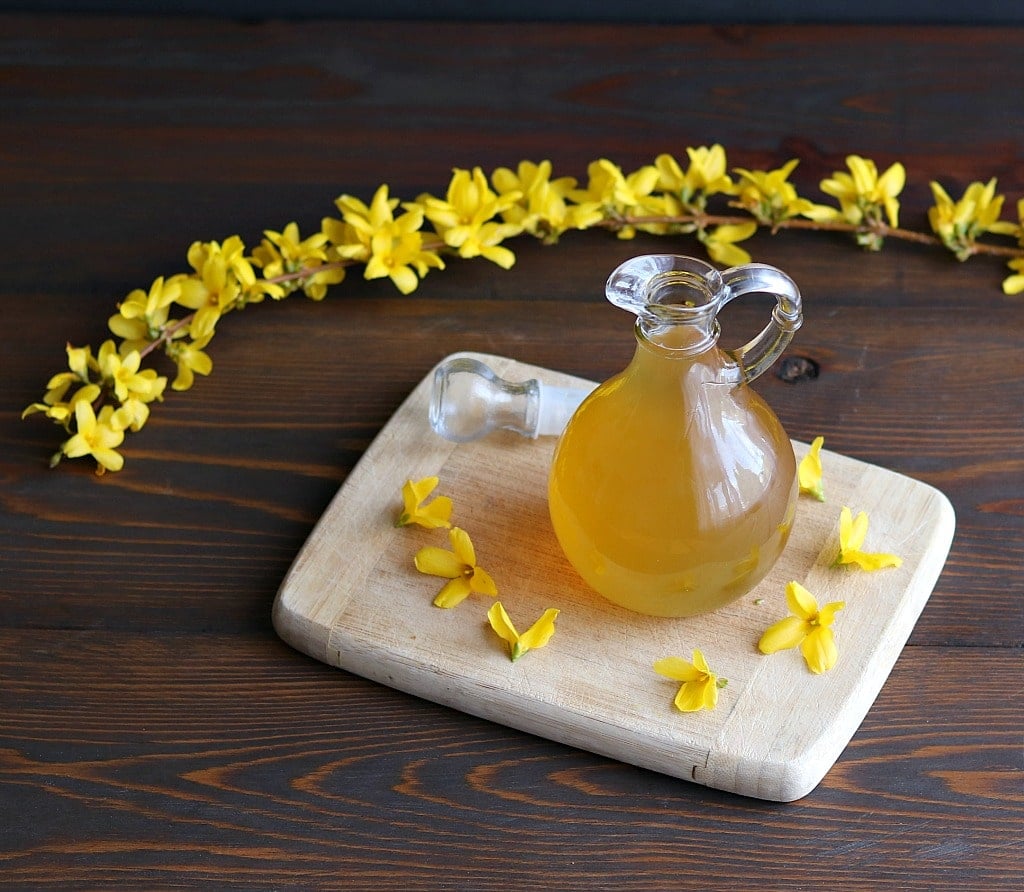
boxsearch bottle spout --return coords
[606,255,724,352]
[606,255,722,318]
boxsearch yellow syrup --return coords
[548,325,797,617]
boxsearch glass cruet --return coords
[547,254,804,617]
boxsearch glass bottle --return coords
[548,254,804,617]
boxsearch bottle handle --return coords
[719,263,803,383]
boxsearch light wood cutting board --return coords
[273,352,955,801]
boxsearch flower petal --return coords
[469,565,497,596]
[849,510,870,548]
[758,615,809,654]
[433,577,472,609]
[1003,271,1024,295]
[413,546,464,579]
[845,550,903,571]
[817,600,846,626]
[516,608,560,653]
[701,676,720,710]
[802,203,842,222]
[408,475,439,504]
[654,656,702,682]
[415,496,453,529]
[449,527,476,567]
[785,580,819,620]
[674,680,711,712]
[840,506,869,553]
[479,244,516,269]
[712,221,758,243]
[398,477,453,528]
[486,601,519,646]
[388,265,419,295]
[848,155,875,196]
[800,627,839,674]
[836,508,902,570]
[705,239,752,268]
[798,436,825,501]
[877,161,906,198]
[92,446,125,473]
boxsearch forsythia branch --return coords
[23,149,1024,473]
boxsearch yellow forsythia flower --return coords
[166,334,213,392]
[819,155,906,229]
[486,602,560,662]
[491,160,602,244]
[1003,257,1024,296]
[22,343,100,425]
[416,167,523,269]
[835,506,903,571]
[928,178,1018,261]
[108,275,182,353]
[327,185,444,294]
[1007,199,1024,292]
[414,527,497,608]
[251,221,346,300]
[395,476,452,529]
[61,400,127,475]
[177,236,259,339]
[570,158,660,239]
[326,185,399,263]
[96,340,166,404]
[367,214,446,294]
[655,145,735,205]
[811,155,907,250]
[114,397,151,433]
[758,581,845,674]
[702,221,757,267]
[654,649,726,712]
[732,159,819,227]
[798,435,825,501]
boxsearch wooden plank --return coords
[274,352,955,801]
[1,627,1019,889]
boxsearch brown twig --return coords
[603,211,1024,259]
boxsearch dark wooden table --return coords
[3,14,1022,889]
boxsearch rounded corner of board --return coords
[272,587,335,665]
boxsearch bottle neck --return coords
[635,315,720,357]
[631,317,743,388]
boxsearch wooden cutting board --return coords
[273,352,955,801]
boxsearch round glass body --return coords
[547,255,803,617]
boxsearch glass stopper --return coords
[429,357,592,443]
